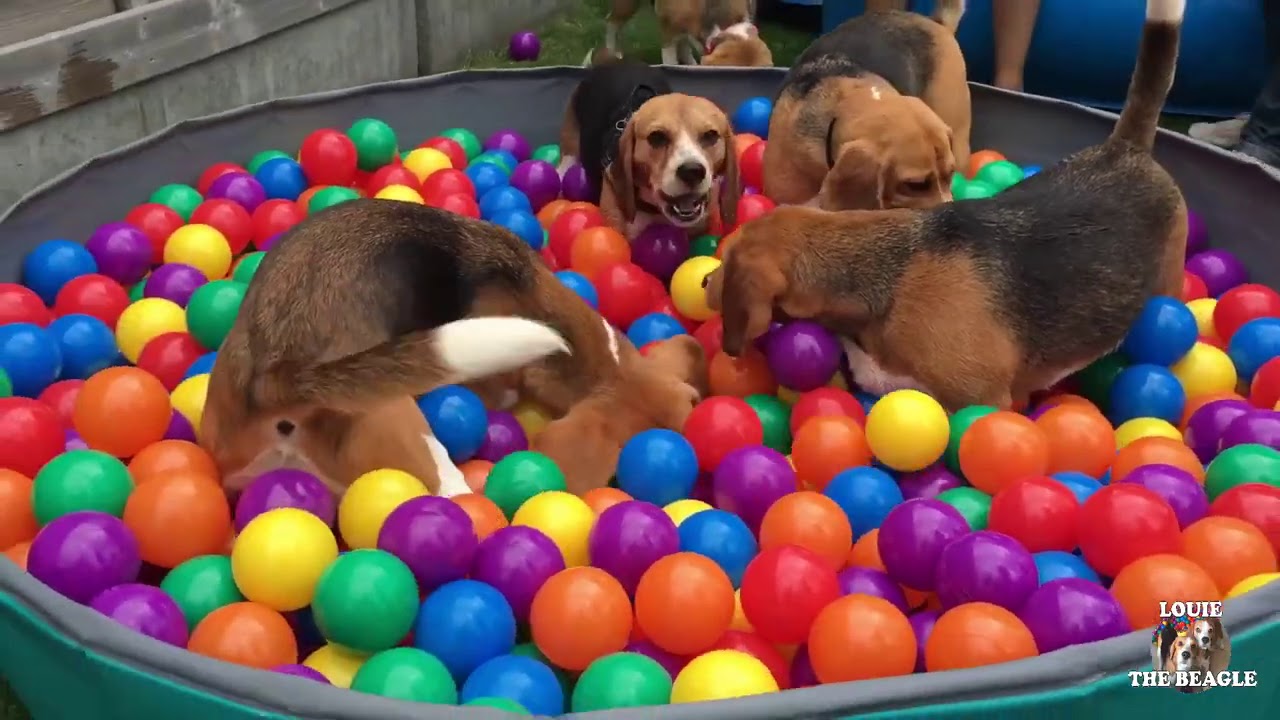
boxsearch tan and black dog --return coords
[706,0,1188,412]
[602,0,772,66]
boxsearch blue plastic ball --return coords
[555,271,598,309]
[1119,296,1198,366]
[418,385,488,462]
[414,580,517,682]
[46,314,118,380]
[460,654,564,715]
[615,429,699,506]
[854,391,879,416]
[1107,363,1186,424]
[677,508,758,587]
[823,466,903,539]
[22,239,98,305]
[0,323,62,398]
[1051,471,1104,504]
[184,351,218,379]
[626,313,686,348]
[465,163,510,198]
[493,209,544,249]
[479,186,533,220]
[1023,165,1042,177]
[1228,317,1280,381]
[731,96,773,138]
[254,157,309,201]
[475,150,519,173]
[1033,550,1101,584]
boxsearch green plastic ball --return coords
[186,279,247,350]
[348,118,399,171]
[247,150,291,174]
[975,160,1024,192]
[350,647,458,703]
[0,368,11,398]
[1076,354,1128,412]
[571,652,672,711]
[473,151,513,173]
[944,405,997,473]
[129,280,146,302]
[936,486,992,530]
[745,393,792,455]
[690,234,720,257]
[531,144,562,166]
[950,173,967,196]
[1205,444,1280,501]
[232,251,266,285]
[160,554,244,631]
[484,451,568,518]
[312,549,420,653]
[464,697,530,713]
[32,449,134,524]
[309,186,361,213]
[440,128,483,160]
[954,179,997,200]
[149,183,203,221]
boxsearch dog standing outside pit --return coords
[602,0,773,67]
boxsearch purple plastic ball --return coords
[475,410,529,463]
[835,566,909,613]
[1018,578,1130,653]
[1185,249,1248,297]
[764,320,842,391]
[1185,209,1209,255]
[631,223,690,282]
[743,186,761,196]
[625,640,687,678]
[469,525,565,621]
[207,172,266,213]
[1120,463,1209,529]
[588,501,680,594]
[934,530,1038,611]
[271,664,331,683]
[378,495,479,592]
[510,160,561,211]
[1183,398,1252,463]
[164,410,197,442]
[64,428,88,451]
[692,471,715,505]
[259,232,284,253]
[908,609,939,672]
[143,263,208,307]
[560,163,595,202]
[790,645,818,688]
[85,222,153,285]
[1221,409,1280,452]
[234,468,336,531]
[89,583,188,647]
[484,130,531,163]
[508,31,542,62]
[877,498,970,593]
[27,511,141,604]
[897,464,963,501]
[711,446,796,532]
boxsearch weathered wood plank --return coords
[0,0,116,48]
[0,0,364,132]
[113,0,163,10]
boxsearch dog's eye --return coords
[901,178,933,193]
[647,131,670,148]
[699,130,721,146]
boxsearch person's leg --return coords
[1237,0,1280,163]
[992,0,1040,91]
[1191,0,1280,147]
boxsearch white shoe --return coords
[1189,114,1249,148]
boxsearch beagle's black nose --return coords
[676,162,707,185]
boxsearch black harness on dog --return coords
[598,83,665,215]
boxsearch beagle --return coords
[603,0,772,67]
[1191,617,1231,674]
[201,199,705,500]
[1164,633,1210,693]
[705,0,1188,412]
[558,59,740,237]
[762,0,970,210]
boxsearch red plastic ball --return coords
[789,387,866,436]
[594,262,664,330]
[124,203,184,263]
[740,545,841,645]
[37,379,82,427]
[1210,483,1280,558]
[731,193,776,233]
[1077,483,1181,578]
[136,333,207,392]
[421,169,476,204]
[987,476,1080,552]
[0,398,65,477]
[681,395,764,472]
[351,170,372,191]
[693,315,724,358]
[1182,271,1209,302]
[0,283,53,326]
[419,137,469,171]
[190,199,254,255]
[434,193,480,219]
[539,245,559,270]
[711,630,791,689]
[298,128,358,187]
[1213,283,1280,342]
[52,274,131,330]
[250,199,305,248]
[366,165,422,196]
[739,141,767,191]
[548,207,606,267]
[1249,357,1280,409]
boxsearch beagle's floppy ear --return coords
[714,241,787,357]
[819,136,891,211]
[719,122,742,228]
[610,119,639,223]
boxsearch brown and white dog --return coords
[1191,617,1231,674]
[705,0,1187,411]
[602,0,772,66]
[558,59,740,237]
[1163,633,1210,692]
[202,199,706,499]
[762,0,970,210]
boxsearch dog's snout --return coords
[676,162,707,185]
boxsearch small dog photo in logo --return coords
[1150,612,1231,693]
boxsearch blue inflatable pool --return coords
[822,0,1266,117]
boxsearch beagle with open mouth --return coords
[202,199,706,500]
[763,0,970,210]
[603,0,772,67]
[706,0,1188,411]
[558,59,740,237]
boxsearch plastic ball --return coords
[337,468,428,549]
[312,549,419,653]
[1108,363,1186,425]
[731,96,773,138]
[1210,483,1280,557]
[475,411,527,464]
[763,321,841,392]
[374,184,424,203]
[1034,402,1116,477]
[124,203,184,261]
[0,397,64,476]
[934,530,1038,610]
[163,224,233,281]
[1120,463,1208,529]
[188,602,298,670]
[987,476,1080,552]
[485,451,568,518]
[512,490,595,567]
[684,396,765,473]
[594,263,660,329]
[1205,443,1280,500]
[572,652,672,710]
[1120,296,1198,365]
[1018,578,1129,653]
[898,464,964,501]
[1228,317,1280,381]
[1077,484,1181,578]
[27,510,140,603]
[924,602,1037,671]
[635,552,736,655]
[349,647,457,703]
[169,372,209,432]
[1227,571,1280,598]
[743,393,792,453]
[710,445,793,532]
[791,415,873,491]
[1033,549,1101,584]
[936,486,992,530]
[669,256,722,321]
[758,491,852,570]
[469,525,565,622]
[144,263,208,307]
[465,162,509,199]
[419,385,488,462]
[631,223,690,282]
[0,322,62,397]
[1180,515,1277,594]
[708,348,775,397]
[298,129,359,186]
[958,411,1050,494]
[877,498,969,592]
[32,448,133,523]
[206,173,266,213]
[1109,553,1221,628]
[738,141,766,190]
[123,471,230,568]
[302,643,367,687]
[413,579,517,681]
[308,186,360,213]
[159,554,244,631]
[90,582,188,647]
[677,508,758,587]
[115,297,188,363]
[231,508,339,611]
[232,468,333,531]
[864,389,949,471]
[375,494,477,592]
[554,270,599,309]
[835,565,909,612]
[739,545,840,645]
[0,469,37,550]
[974,160,1024,191]
[588,501,679,594]
[671,649,779,703]
[530,566,632,671]
[1221,408,1280,452]
[22,239,98,305]
[38,314,112,380]
[509,160,560,211]
[73,366,172,457]
[616,428,699,506]
[808,594,915,682]
[254,157,309,201]
[85,222,153,286]
[460,654,563,715]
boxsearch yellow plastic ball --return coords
[168,378,209,444]
[231,508,339,612]
[672,649,779,703]
[337,468,429,549]
[164,224,233,280]
[403,148,453,183]
[730,589,753,632]
[512,490,595,567]
[374,184,425,203]
[1171,342,1238,399]
[864,389,950,471]
[115,297,188,363]
[511,399,552,439]
[776,386,800,405]
[664,499,712,526]
[303,643,369,688]
[1226,571,1280,599]
[1114,417,1182,449]
[1186,298,1219,339]
[669,256,722,321]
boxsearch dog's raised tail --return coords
[931,0,965,33]
[1111,0,1184,151]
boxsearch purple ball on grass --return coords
[508,31,542,62]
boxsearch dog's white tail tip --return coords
[1147,0,1185,22]
[434,317,570,380]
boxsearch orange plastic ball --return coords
[458,459,493,493]
[1110,437,1205,484]
[791,416,873,491]
[759,491,853,570]
[0,469,37,551]
[958,411,1050,494]
[73,367,172,458]
[708,349,777,397]
[452,493,508,540]
[4,541,30,569]
[187,601,298,669]
[570,226,631,278]
[296,188,323,214]
[582,487,633,514]
[127,439,219,484]
[845,529,928,609]
[1035,404,1115,478]
[967,149,1007,178]
[123,472,233,568]
[530,567,633,671]
[1181,516,1278,593]
[808,594,916,683]
[734,133,763,154]
[537,199,573,226]
[634,552,736,656]
[924,602,1038,671]
[1110,554,1221,629]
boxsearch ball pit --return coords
[1,68,1279,720]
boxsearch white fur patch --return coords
[661,129,713,198]
[842,340,929,396]
[423,433,470,497]
[602,317,621,363]
[1147,0,1185,22]
[870,86,882,101]
[434,317,570,383]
